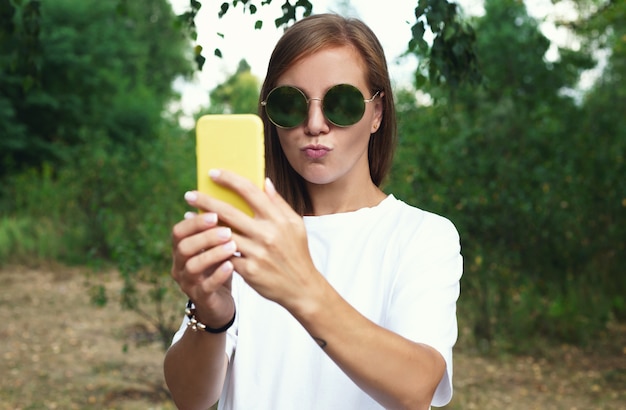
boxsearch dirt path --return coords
[1,266,624,409]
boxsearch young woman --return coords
[164,14,462,410]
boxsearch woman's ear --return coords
[370,91,384,133]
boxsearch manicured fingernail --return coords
[265,178,276,195]
[217,227,232,240]
[203,213,217,224]
[221,260,234,272]
[184,191,197,202]
[209,169,221,179]
[222,240,236,252]
[184,211,195,219]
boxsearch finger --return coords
[183,239,237,279]
[171,212,218,254]
[209,169,272,218]
[199,260,234,294]
[177,226,233,261]
[189,186,258,237]
[263,177,297,215]
[172,204,218,245]
[171,213,219,272]
[264,177,277,197]
[229,232,256,262]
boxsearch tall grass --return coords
[0,216,61,264]
[0,214,91,266]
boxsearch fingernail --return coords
[203,213,217,224]
[217,227,232,240]
[222,240,236,252]
[265,178,276,195]
[221,260,234,272]
[184,211,195,219]
[184,191,197,202]
[209,169,221,179]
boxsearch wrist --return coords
[186,300,236,334]
[287,271,330,321]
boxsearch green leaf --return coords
[196,53,206,69]
[411,21,425,42]
[444,24,456,41]
[219,2,229,18]
[414,73,428,88]
[89,285,108,307]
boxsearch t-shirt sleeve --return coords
[385,214,462,407]
[170,314,188,345]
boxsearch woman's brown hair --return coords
[259,14,397,215]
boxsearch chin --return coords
[301,171,338,186]
[303,176,334,186]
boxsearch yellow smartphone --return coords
[196,114,265,217]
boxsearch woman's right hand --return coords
[170,191,237,327]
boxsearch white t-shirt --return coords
[172,195,463,409]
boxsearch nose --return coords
[304,99,330,136]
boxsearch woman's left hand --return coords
[200,169,325,313]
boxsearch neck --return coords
[306,179,387,216]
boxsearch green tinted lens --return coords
[323,84,366,127]
[265,86,308,128]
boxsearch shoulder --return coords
[385,196,460,242]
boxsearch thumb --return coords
[264,177,296,213]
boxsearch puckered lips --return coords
[302,144,332,160]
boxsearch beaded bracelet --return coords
[185,300,236,334]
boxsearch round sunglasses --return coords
[260,84,381,129]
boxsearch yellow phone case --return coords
[196,114,265,217]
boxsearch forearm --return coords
[291,284,444,410]
[163,329,228,410]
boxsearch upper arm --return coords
[386,216,462,406]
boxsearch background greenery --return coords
[0,0,624,355]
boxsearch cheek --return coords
[349,122,375,149]
[276,132,301,167]
[276,131,294,153]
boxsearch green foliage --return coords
[213,0,314,27]
[0,0,195,350]
[0,216,62,265]
[71,128,196,348]
[409,0,481,87]
[0,0,193,182]
[388,0,625,350]
[207,59,261,114]
[1,123,195,347]
[180,0,478,88]
[1,0,624,356]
